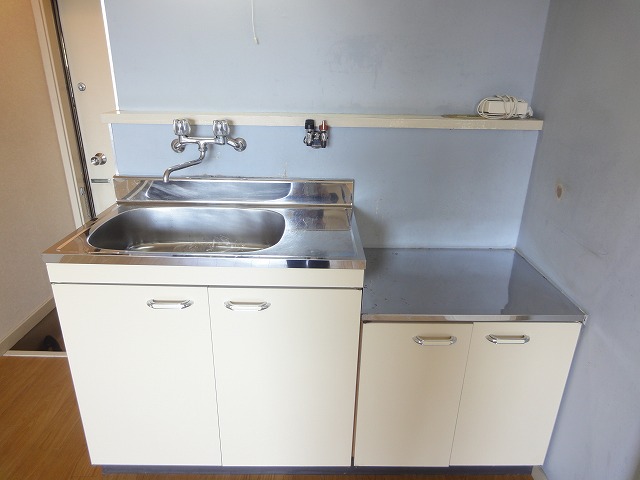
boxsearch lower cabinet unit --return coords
[354,322,473,467]
[354,320,581,467]
[52,283,221,466]
[49,252,581,469]
[209,287,362,466]
[449,322,581,466]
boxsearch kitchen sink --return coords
[86,206,286,254]
[44,177,364,268]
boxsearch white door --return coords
[57,0,117,214]
[450,322,581,466]
[354,322,473,467]
[53,283,221,466]
[209,287,361,466]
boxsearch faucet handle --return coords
[173,118,191,136]
[213,120,230,137]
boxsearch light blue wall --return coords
[105,0,548,115]
[104,0,550,248]
[112,124,539,248]
[518,0,640,478]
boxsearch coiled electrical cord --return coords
[476,94,533,119]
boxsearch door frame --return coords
[31,0,91,227]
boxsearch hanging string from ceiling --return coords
[251,0,260,45]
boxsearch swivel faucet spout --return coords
[163,146,207,183]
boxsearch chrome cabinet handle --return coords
[412,335,457,346]
[224,301,271,312]
[146,299,194,309]
[486,334,530,344]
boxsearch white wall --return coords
[0,0,76,349]
[518,0,640,478]
[104,0,550,248]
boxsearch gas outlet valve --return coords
[303,119,329,148]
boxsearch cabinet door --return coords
[354,322,473,466]
[52,284,221,466]
[209,287,361,466]
[450,322,581,466]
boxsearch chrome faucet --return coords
[163,119,247,182]
[212,120,247,152]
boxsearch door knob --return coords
[90,153,107,166]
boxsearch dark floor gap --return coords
[10,308,65,352]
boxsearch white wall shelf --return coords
[101,111,543,131]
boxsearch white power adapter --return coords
[477,95,533,119]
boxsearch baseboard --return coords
[532,465,549,480]
[103,465,533,475]
[3,350,67,358]
[0,297,56,355]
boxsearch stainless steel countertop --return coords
[43,177,366,270]
[362,248,586,322]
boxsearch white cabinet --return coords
[354,322,473,466]
[354,320,580,467]
[52,284,221,466]
[450,322,581,466]
[209,287,361,466]
[50,262,579,468]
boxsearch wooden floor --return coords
[0,356,533,480]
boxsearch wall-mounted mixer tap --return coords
[164,119,246,182]
[212,120,247,152]
[303,119,329,148]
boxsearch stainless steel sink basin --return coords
[43,177,365,268]
[87,207,286,254]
